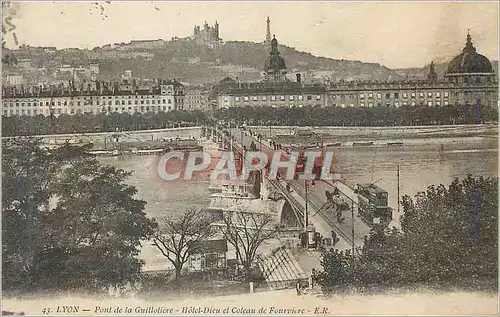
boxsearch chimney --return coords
[296,73,302,84]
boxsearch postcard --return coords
[1,1,498,316]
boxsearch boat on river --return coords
[353,141,374,146]
[387,142,404,146]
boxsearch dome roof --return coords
[447,33,493,74]
[264,55,286,72]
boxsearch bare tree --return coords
[219,211,280,279]
[152,208,214,280]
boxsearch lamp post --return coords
[304,180,309,231]
[351,199,354,264]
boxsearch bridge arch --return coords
[278,200,301,228]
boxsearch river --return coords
[99,125,498,271]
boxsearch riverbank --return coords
[249,124,498,143]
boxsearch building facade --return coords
[216,82,327,109]
[192,21,221,47]
[187,239,228,272]
[184,85,210,111]
[215,32,498,110]
[326,33,497,108]
[1,79,185,117]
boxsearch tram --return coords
[356,183,392,226]
[277,149,324,180]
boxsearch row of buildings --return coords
[215,33,498,109]
[1,78,210,116]
[2,32,498,117]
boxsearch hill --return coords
[5,39,404,85]
[96,40,404,84]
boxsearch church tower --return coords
[263,35,287,82]
[265,17,272,43]
[427,61,438,83]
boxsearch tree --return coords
[152,208,214,280]
[219,211,280,279]
[315,248,352,293]
[316,175,498,292]
[2,138,157,293]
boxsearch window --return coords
[271,96,276,101]
[316,95,321,100]
[168,99,171,104]
[163,99,166,104]
[360,102,365,107]
[135,100,138,105]
[307,95,312,100]
[444,92,449,98]
[298,95,303,101]
[377,93,382,99]
[385,93,390,99]
[436,101,441,106]
[368,93,373,98]
[262,96,267,101]
[253,96,258,101]
[411,101,416,106]
[280,96,285,101]
[436,92,441,98]
[289,95,294,101]
[368,102,374,107]
[428,92,433,97]
[419,92,424,97]
[235,97,240,101]
[428,101,433,106]
[444,101,449,106]
[411,92,416,98]
[394,92,399,99]
[360,93,365,99]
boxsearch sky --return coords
[2,1,499,68]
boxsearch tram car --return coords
[277,150,324,180]
[355,183,392,226]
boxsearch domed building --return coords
[444,32,496,85]
[263,35,288,82]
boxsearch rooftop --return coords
[191,239,228,254]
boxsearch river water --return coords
[99,126,498,271]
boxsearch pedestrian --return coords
[296,280,301,296]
